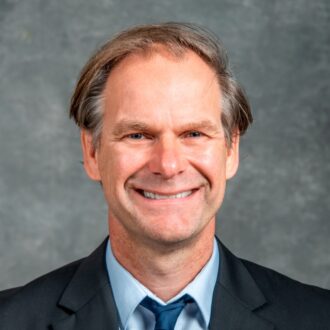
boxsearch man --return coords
[0,22,329,330]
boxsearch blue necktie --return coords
[140,294,193,330]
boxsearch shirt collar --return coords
[105,237,219,329]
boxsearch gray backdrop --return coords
[0,0,329,291]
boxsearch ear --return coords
[80,129,101,181]
[225,133,240,180]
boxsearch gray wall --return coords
[0,0,329,290]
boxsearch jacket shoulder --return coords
[1,257,84,301]
[241,258,330,327]
[0,288,22,303]
[242,258,330,298]
[0,258,84,327]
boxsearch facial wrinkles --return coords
[118,123,224,198]
[124,135,218,196]
[101,51,227,196]
[127,170,208,194]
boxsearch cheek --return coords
[188,143,227,183]
[99,146,150,185]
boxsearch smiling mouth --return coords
[136,189,195,200]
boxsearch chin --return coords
[143,223,204,247]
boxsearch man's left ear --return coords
[226,133,240,180]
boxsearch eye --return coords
[184,130,203,138]
[127,133,146,140]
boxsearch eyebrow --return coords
[111,119,221,137]
[179,120,220,134]
[112,120,152,137]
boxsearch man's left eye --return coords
[127,133,145,139]
[185,131,203,138]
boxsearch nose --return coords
[148,136,187,179]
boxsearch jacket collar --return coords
[52,237,274,330]
[209,239,274,330]
[52,238,120,330]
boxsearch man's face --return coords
[82,50,239,246]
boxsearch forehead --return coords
[106,48,219,97]
[102,48,222,126]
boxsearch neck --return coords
[108,217,215,302]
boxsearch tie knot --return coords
[140,294,193,330]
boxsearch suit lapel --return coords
[209,240,274,330]
[51,239,120,330]
[52,289,118,330]
[50,237,275,330]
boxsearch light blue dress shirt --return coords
[105,237,219,330]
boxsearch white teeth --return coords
[142,190,192,200]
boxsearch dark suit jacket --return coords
[0,238,329,330]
